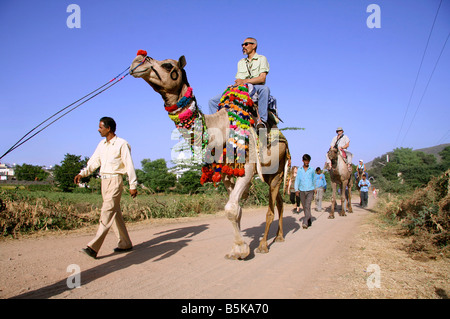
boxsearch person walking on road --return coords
[295,154,315,229]
[74,117,138,259]
[358,173,371,208]
[314,167,327,212]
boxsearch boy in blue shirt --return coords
[314,167,327,212]
[295,154,315,229]
[358,173,371,208]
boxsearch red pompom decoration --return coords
[238,168,245,176]
[137,49,147,56]
[222,165,232,176]
[212,172,222,184]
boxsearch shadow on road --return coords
[11,224,209,299]
[243,216,300,260]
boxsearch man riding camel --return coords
[209,37,270,130]
[326,127,353,171]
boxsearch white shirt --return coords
[79,136,138,189]
[330,134,350,149]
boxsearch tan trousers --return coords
[88,176,132,253]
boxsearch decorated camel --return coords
[129,51,290,259]
[327,147,353,218]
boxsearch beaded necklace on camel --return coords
[163,86,210,162]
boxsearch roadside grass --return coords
[0,187,228,238]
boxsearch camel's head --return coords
[327,147,338,162]
[129,50,188,95]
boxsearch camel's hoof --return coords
[255,246,269,254]
[328,214,335,219]
[274,236,285,243]
[340,213,347,217]
[348,210,353,213]
[225,243,250,260]
[256,240,269,254]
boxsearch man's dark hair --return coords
[100,116,116,133]
[315,167,321,173]
[302,154,311,161]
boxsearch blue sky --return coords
[1,0,449,171]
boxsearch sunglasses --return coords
[241,42,255,47]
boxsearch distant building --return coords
[0,163,15,181]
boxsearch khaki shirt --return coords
[79,136,138,190]
[235,53,270,80]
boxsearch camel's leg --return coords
[329,182,336,219]
[256,171,285,253]
[274,191,285,242]
[255,193,275,254]
[222,175,235,195]
[255,174,282,253]
[340,181,347,217]
[224,164,255,260]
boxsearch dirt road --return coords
[1,196,376,299]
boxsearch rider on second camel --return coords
[208,37,270,130]
[326,127,353,171]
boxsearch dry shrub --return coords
[383,170,449,258]
[0,189,225,237]
[0,193,98,237]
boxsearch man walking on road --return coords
[358,173,371,208]
[295,154,315,229]
[314,167,327,212]
[74,117,137,259]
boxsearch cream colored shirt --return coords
[79,136,138,190]
[235,53,270,79]
[330,134,350,149]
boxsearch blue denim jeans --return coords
[208,84,270,122]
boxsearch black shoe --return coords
[81,246,97,259]
[114,247,133,253]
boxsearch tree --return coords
[136,158,176,192]
[370,147,447,193]
[54,154,92,192]
[14,163,49,181]
[439,146,450,170]
[177,169,202,194]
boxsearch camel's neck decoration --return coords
[166,87,200,130]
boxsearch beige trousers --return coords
[88,176,132,253]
